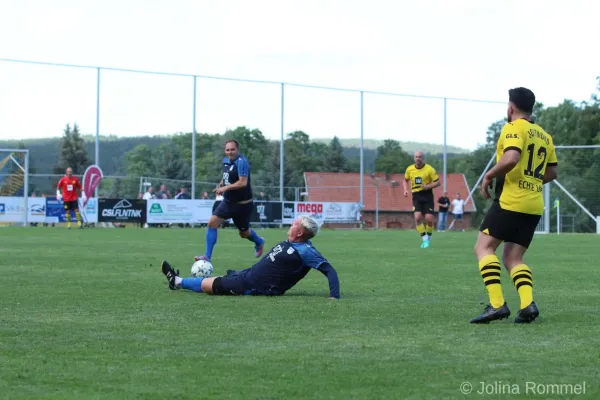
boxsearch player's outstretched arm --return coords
[317,263,340,299]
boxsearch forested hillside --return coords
[0,135,466,178]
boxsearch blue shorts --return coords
[213,200,253,232]
[453,213,464,220]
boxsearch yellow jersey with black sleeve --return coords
[404,164,439,194]
[494,119,557,215]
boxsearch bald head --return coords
[414,152,424,167]
[66,167,73,177]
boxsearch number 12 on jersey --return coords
[524,143,547,181]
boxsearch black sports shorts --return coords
[211,269,283,297]
[63,200,79,211]
[412,191,434,215]
[479,201,541,248]
[213,200,253,232]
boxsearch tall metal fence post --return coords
[280,83,285,202]
[191,76,197,199]
[360,91,364,209]
[443,97,447,192]
[95,67,101,199]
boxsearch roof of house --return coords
[304,171,476,212]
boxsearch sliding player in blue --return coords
[165,216,340,299]
[195,139,264,262]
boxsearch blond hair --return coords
[299,216,320,239]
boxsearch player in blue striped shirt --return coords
[195,140,265,262]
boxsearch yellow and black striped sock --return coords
[479,254,504,308]
[65,211,71,228]
[426,224,433,237]
[416,223,426,237]
[75,210,82,227]
[510,264,533,309]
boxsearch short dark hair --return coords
[225,139,240,149]
[508,87,535,114]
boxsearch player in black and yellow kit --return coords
[403,152,440,248]
[471,87,558,324]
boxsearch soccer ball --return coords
[191,260,213,278]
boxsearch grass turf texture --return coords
[1,228,599,399]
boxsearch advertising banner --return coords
[283,202,362,224]
[99,198,146,223]
[251,201,283,224]
[45,198,98,224]
[146,199,214,224]
[0,196,45,223]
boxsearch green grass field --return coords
[1,227,599,399]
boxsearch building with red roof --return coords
[304,172,475,229]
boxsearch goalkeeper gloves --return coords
[82,191,87,203]
[56,189,62,201]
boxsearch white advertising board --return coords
[146,199,215,223]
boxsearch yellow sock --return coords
[416,223,426,237]
[479,254,505,308]
[426,224,433,236]
[76,210,82,226]
[65,211,71,228]
[510,264,533,309]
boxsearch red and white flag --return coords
[82,164,103,206]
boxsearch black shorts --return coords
[213,200,253,232]
[412,191,434,215]
[63,200,79,211]
[479,201,541,248]
[211,269,283,297]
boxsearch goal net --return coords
[0,149,30,226]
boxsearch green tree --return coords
[374,140,412,174]
[324,136,348,172]
[154,142,190,182]
[53,123,91,175]
[224,126,269,173]
[254,141,283,199]
[123,144,156,196]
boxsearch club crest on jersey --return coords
[287,247,295,254]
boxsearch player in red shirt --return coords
[56,167,87,229]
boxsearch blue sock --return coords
[181,277,204,293]
[205,227,218,259]
[247,229,262,246]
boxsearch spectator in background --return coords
[155,184,171,199]
[201,191,210,200]
[143,187,156,200]
[450,193,466,232]
[176,187,191,199]
[437,191,450,232]
[258,191,269,202]
[142,187,156,228]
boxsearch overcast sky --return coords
[0,0,598,150]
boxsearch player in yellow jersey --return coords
[470,87,558,324]
[403,152,440,248]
